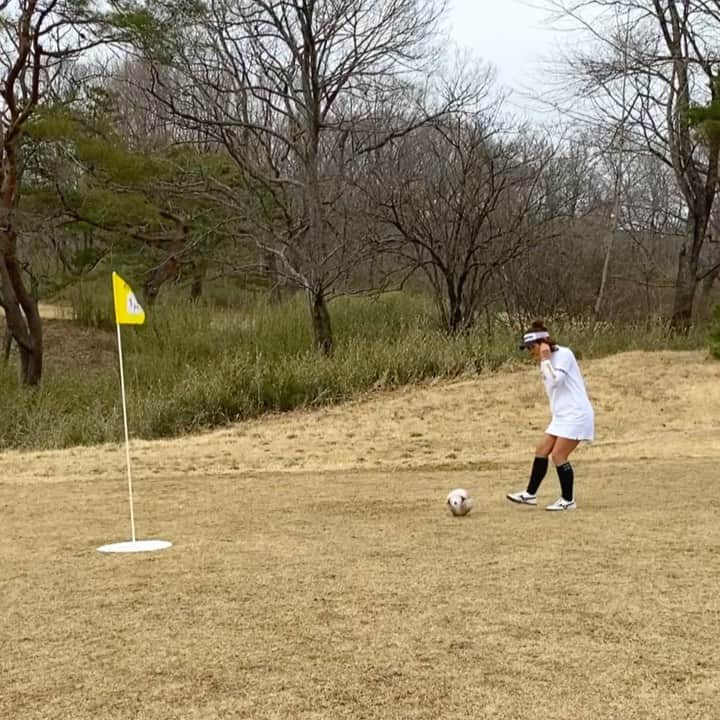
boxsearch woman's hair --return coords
[527,319,558,350]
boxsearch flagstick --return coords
[98,273,171,554]
[116,321,137,543]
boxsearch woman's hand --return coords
[539,342,551,360]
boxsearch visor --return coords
[519,330,549,350]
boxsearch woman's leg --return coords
[551,437,581,501]
[526,434,557,495]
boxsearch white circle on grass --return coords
[97,540,172,554]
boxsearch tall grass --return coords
[0,288,710,451]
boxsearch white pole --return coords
[116,321,137,543]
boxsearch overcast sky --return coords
[447,0,560,118]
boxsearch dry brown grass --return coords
[2,351,720,719]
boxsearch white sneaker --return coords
[545,497,577,511]
[506,491,537,506]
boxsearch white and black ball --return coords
[446,488,473,516]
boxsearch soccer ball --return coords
[446,488,473,516]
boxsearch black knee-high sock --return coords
[526,456,549,495]
[556,462,574,501]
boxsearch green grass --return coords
[0,289,710,451]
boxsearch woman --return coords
[506,320,594,511]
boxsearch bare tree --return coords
[128,0,477,353]
[593,7,632,319]
[498,134,610,322]
[542,0,720,329]
[368,104,559,333]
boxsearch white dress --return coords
[541,346,595,441]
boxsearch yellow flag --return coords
[112,272,145,325]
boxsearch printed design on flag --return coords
[127,292,142,317]
[112,271,146,325]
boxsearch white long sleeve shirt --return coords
[540,347,594,422]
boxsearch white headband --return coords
[522,331,549,344]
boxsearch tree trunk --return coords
[189,263,203,302]
[695,263,720,323]
[671,245,698,332]
[263,250,285,304]
[3,319,12,364]
[671,212,709,331]
[447,295,464,335]
[444,274,466,335]
[594,231,615,319]
[144,256,180,305]
[309,288,333,355]
[0,251,43,385]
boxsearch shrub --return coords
[0,290,707,451]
